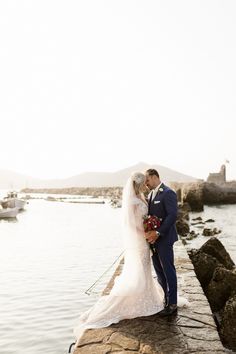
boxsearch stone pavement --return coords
[73,241,226,354]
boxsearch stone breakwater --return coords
[73,241,225,354]
[171,181,236,211]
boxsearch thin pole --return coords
[85,251,124,295]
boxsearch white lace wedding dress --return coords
[74,177,165,344]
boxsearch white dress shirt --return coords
[151,182,162,201]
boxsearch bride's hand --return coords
[145,231,159,244]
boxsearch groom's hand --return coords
[145,230,159,244]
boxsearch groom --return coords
[145,169,178,316]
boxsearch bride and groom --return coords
[74,169,179,344]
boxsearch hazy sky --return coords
[0,1,236,180]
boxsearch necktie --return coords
[151,190,157,201]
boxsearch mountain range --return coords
[0,163,200,189]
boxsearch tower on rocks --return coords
[207,164,226,184]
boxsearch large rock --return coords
[176,203,191,236]
[202,227,221,236]
[181,181,236,210]
[206,267,236,312]
[188,250,224,289]
[198,237,235,270]
[176,219,190,236]
[177,202,191,220]
[182,183,204,211]
[220,294,236,350]
[202,182,236,204]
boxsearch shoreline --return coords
[22,180,236,207]
[21,187,123,199]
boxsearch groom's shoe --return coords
[158,304,177,317]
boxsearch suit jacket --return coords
[148,183,178,245]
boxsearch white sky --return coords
[0,0,236,180]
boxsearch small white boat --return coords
[0,207,18,218]
[3,191,26,210]
[109,198,122,208]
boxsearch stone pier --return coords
[73,241,226,354]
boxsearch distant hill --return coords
[0,163,199,189]
[0,169,43,189]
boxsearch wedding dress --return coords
[73,176,165,344]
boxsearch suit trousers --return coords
[152,241,177,305]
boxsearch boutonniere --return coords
[159,187,164,192]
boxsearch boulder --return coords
[198,237,235,270]
[182,183,204,211]
[175,188,182,202]
[206,267,236,312]
[202,182,236,204]
[192,216,203,221]
[202,228,216,236]
[220,294,236,350]
[177,202,191,221]
[176,203,191,236]
[185,230,199,240]
[176,219,190,236]
[180,181,236,210]
[188,250,224,289]
[205,218,215,223]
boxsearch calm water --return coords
[0,198,123,354]
[0,198,236,354]
[188,204,236,262]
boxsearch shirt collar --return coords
[150,182,163,201]
[153,182,162,194]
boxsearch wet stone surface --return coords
[74,241,226,353]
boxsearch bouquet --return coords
[143,215,162,253]
[143,215,162,232]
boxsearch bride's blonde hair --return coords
[131,172,145,196]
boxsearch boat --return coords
[109,198,122,208]
[0,207,18,218]
[3,191,26,210]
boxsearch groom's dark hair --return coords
[146,169,159,178]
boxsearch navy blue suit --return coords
[148,183,178,305]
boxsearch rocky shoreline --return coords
[22,181,236,210]
[189,238,236,351]
[171,181,236,211]
[176,201,236,352]
[21,187,123,199]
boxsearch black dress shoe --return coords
[158,304,177,317]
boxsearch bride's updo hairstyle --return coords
[131,172,145,196]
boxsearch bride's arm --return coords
[133,204,146,234]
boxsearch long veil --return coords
[110,176,149,296]
[73,174,165,344]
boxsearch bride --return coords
[73,172,165,344]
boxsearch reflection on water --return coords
[0,217,18,223]
[0,199,122,354]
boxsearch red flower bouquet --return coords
[143,215,162,232]
[143,215,162,254]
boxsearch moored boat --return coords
[0,207,18,218]
[3,191,26,210]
